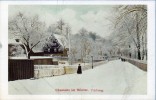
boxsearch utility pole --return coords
[91,56,93,69]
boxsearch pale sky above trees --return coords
[9,5,114,38]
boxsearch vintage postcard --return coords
[0,0,155,100]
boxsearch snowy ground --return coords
[9,60,147,95]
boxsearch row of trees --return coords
[109,5,147,60]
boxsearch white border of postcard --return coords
[0,0,155,100]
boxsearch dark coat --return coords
[77,65,82,74]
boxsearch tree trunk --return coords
[137,48,141,60]
[142,36,145,60]
[142,47,145,60]
[25,45,34,59]
[28,53,30,59]
[136,13,141,60]
[146,49,147,60]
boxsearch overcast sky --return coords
[9,5,116,38]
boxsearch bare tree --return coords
[70,45,78,64]
[77,28,94,62]
[9,12,46,59]
[56,19,65,35]
[60,38,66,49]
[55,19,71,49]
[111,5,147,60]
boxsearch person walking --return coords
[77,64,82,74]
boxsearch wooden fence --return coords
[8,59,34,81]
[127,59,147,71]
[33,58,53,65]
[33,58,58,65]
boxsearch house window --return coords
[54,48,57,52]
[48,48,50,52]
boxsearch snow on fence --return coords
[33,58,63,78]
[34,65,65,78]
[121,57,147,71]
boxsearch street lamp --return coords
[129,45,131,58]
[91,56,93,69]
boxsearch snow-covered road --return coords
[9,60,147,95]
